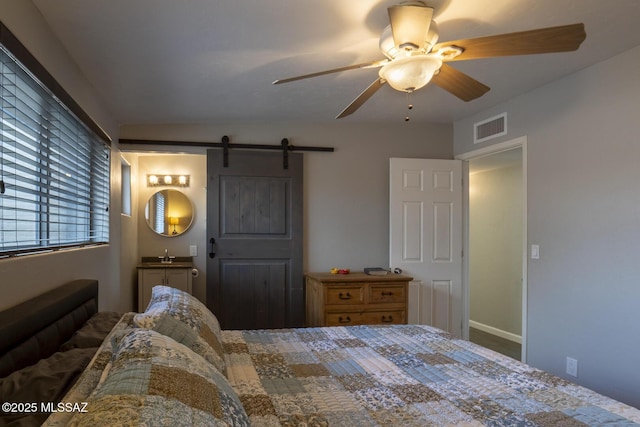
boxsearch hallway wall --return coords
[469,161,523,338]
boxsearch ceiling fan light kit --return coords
[273,1,586,119]
[379,55,442,92]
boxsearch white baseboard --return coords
[469,320,522,344]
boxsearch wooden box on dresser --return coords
[305,272,413,327]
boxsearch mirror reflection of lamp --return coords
[169,217,179,235]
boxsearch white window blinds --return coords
[0,38,110,256]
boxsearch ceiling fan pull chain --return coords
[405,90,414,122]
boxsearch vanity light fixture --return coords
[147,174,190,187]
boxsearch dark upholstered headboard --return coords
[0,279,98,378]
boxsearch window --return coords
[121,157,132,216]
[145,190,166,234]
[0,23,111,256]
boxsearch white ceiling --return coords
[30,0,640,125]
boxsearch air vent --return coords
[474,113,507,144]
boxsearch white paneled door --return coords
[390,158,463,337]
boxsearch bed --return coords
[2,282,639,426]
[0,280,120,426]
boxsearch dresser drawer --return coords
[326,312,362,326]
[361,310,405,325]
[325,285,365,305]
[369,284,406,304]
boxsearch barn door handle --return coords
[209,238,216,258]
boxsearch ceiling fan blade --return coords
[431,63,490,102]
[388,2,434,50]
[272,60,388,84]
[434,23,586,61]
[336,78,386,119]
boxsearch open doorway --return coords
[458,137,527,361]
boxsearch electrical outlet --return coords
[189,245,198,257]
[566,357,578,377]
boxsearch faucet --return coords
[160,248,173,263]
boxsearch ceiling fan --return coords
[273,1,586,119]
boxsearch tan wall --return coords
[120,121,453,283]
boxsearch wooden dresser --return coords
[305,272,412,327]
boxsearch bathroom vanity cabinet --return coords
[137,261,193,312]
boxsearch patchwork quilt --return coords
[223,324,640,426]
[45,315,640,426]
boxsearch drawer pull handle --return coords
[381,291,394,296]
[338,316,351,323]
[338,292,351,300]
[381,315,394,323]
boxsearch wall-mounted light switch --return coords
[566,357,578,377]
[189,245,198,257]
[531,244,540,259]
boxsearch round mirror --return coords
[144,189,194,237]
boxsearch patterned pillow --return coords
[133,285,226,375]
[68,328,249,427]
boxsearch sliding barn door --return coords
[390,158,463,337]
[206,150,303,329]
